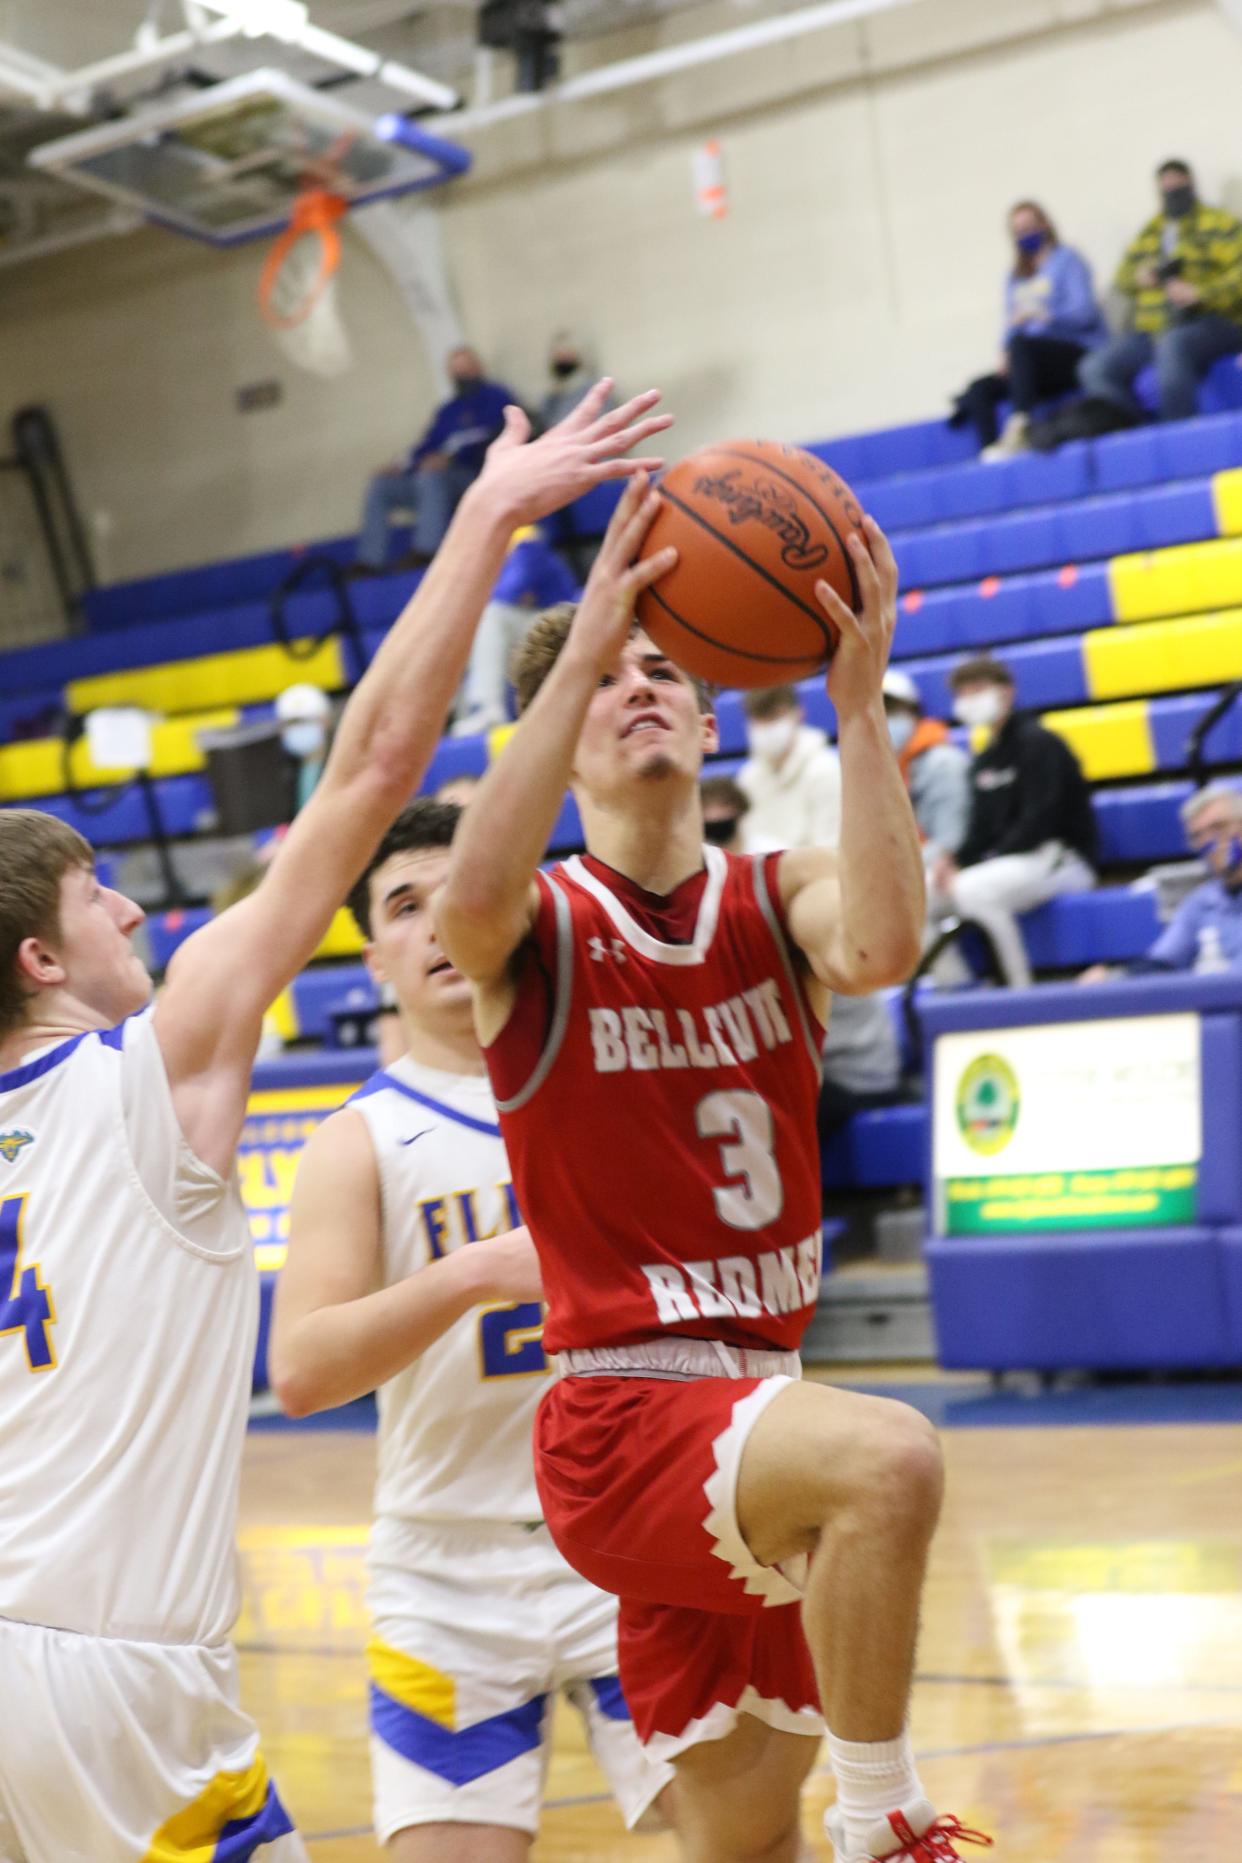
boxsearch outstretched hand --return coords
[477,378,673,524]
[815,514,899,724]
[566,473,678,676]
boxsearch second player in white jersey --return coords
[272,800,673,1859]
[350,1057,543,1525]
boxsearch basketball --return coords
[634,439,868,688]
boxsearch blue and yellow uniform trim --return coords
[367,1637,549,1788]
[142,1754,293,1861]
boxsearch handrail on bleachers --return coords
[1187,680,1242,787]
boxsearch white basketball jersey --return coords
[349,1056,547,1526]
[0,1011,256,1646]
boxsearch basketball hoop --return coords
[258,184,352,377]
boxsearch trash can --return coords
[198,720,298,835]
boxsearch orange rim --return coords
[258,188,348,331]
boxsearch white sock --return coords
[827,1726,924,1857]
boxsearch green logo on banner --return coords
[956,1053,1020,1156]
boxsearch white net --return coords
[261,218,353,379]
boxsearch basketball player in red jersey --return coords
[435,478,992,1863]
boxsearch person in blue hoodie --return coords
[357,345,521,570]
[953,201,1106,457]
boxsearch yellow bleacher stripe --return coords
[245,1086,356,1114]
[316,905,365,959]
[265,990,299,1044]
[1212,465,1242,539]
[1084,608,1242,703]
[0,709,238,801]
[1108,536,1242,625]
[487,722,517,761]
[67,637,344,718]
[366,1635,457,1728]
[142,1754,272,1860]
[1042,698,1154,781]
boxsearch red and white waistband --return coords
[554,1338,801,1382]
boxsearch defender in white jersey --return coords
[0,384,672,1863]
[271,800,673,1859]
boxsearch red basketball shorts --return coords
[533,1372,822,1760]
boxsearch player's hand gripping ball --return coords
[634,439,868,687]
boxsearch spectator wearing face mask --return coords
[1078,159,1242,423]
[356,345,520,571]
[537,332,604,432]
[274,683,333,813]
[1082,784,1242,981]
[737,685,841,853]
[927,655,1097,989]
[700,774,750,853]
[882,669,971,867]
[953,201,1106,459]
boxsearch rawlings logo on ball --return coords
[692,469,830,572]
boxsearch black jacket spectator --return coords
[958,711,1098,870]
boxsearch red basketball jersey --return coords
[487,846,825,1354]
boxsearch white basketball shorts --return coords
[0,1616,306,1863]
[366,1516,673,1842]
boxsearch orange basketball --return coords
[634,439,867,688]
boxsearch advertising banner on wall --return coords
[237,1083,360,1272]
[932,1014,1201,1236]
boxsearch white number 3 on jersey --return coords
[695,1090,784,1231]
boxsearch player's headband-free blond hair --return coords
[0,810,94,1038]
[511,606,714,716]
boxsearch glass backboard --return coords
[28,68,470,245]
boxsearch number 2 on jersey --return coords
[0,1195,56,1372]
[479,1301,547,1379]
[695,1090,784,1230]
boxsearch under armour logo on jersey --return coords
[588,935,628,964]
[0,1130,34,1166]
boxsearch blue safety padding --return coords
[1148,689,1242,771]
[418,734,489,795]
[1198,1016,1242,1222]
[896,631,1086,721]
[1091,781,1199,864]
[1198,351,1242,413]
[712,690,748,755]
[83,537,357,630]
[1019,888,1161,968]
[12,773,215,845]
[822,1102,926,1190]
[891,476,1219,593]
[806,418,977,482]
[145,906,211,968]
[252,1048,374,1091]
[926,1228,1231,1371]
[1093,409,1242,491]
[920,970,1242,1039]
[1218,1229,1242,1358]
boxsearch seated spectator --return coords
[451,533,580,736]
[700,774,750,852]
[737,685,841,852]
[1078,159,1242,423]
[882,669,971,866]
[274,683,332,813]
[953,201,1105,458]
[818,991,904,1138]
[928,655,1097,988]
[1083,784,1242,981]
[356,345,519,571]
[537,332,600,431]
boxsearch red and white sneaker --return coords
[825,1797,994,1862]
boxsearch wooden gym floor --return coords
[239,1369,1242,1860]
